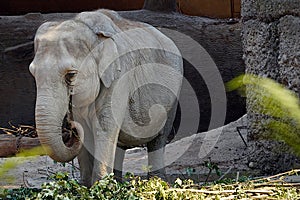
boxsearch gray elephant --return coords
[29,9,183,187]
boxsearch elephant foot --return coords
[80,177,93,188]
[148,168,167,181]
[113,169,123,182]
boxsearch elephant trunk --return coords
[35,95,84,162]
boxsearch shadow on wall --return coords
[0,0,240,18]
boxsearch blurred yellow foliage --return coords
[226,74,300,155]
[0,146,46,178]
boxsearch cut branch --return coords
[0,134,41,157]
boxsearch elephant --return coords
[29,9,183,187]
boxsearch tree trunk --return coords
[143,0,176,12]
[0,134,41,157]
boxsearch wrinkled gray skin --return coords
[30,9,183,187]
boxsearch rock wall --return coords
[0,11,245,137]
[242,0,300,173]
[242,0,300,137]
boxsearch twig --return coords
[249,194,269,199]
[177,168,187,180]
[144,188,275,195]
[204,169,212,184]
[251,169,300,183]
[0,127,18,134]
[244,189,273,194]
[253,182,300,188]
[217,166,233,181]
[220,195,236,200]
[23,170,34,188]
[236,171,239,183]
[65,161,80,171]
[38,169,55,176]
[236,126,248,147]
[71,160,75,178]
[0,122,37,137]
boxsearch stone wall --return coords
[242,0,300,173]
[242,0,300,137]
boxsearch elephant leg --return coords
[73,111,96,187]
[92,129,119,183]
[147,131,167,179]
[77,145,94,187]
[147,103,178,180]
[113,146,126,181]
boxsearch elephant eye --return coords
[65,70,78,85]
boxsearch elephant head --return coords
[29,11,123,162]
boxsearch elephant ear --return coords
[96,38,122,88]
[75,11,120,37]
[76,10,124,88]
[76,10,131,88]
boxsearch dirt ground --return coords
[0,115,259,188]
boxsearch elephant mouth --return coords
[62,114,80,148]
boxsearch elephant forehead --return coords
[36,20,95,48]
[33,55,75,72]
[37,33,90,51]
[34,37,91,72]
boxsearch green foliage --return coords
[203,160,221,176]
[1,171,300,199]
[90,174,138,200]
[226,74,300,121]
[0,173,139,200]
[131,176,206,199]
[0,187,40,200]
[36,174,89,200]
[226,74,300,155]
